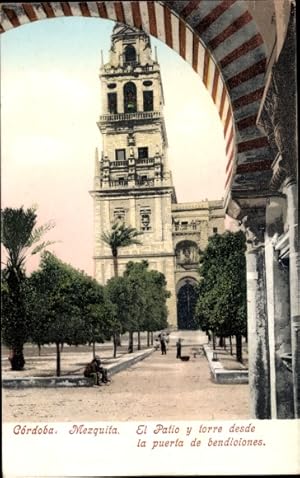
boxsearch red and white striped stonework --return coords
[0,1,272,195]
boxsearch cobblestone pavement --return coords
[3,341,250,422]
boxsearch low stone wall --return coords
[2,348,155,389]
[203,345,248,384]
[2,376,94,389]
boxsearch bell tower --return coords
[90,23,177,325]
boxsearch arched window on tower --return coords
[143,91,153,111]
[108,93,117,114]
[124,45,136,65]
[124,82,137,113]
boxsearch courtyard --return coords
[2,331,249,422]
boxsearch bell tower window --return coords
[138,147,148,159]
[143,91,153,111]
[124,82,137,113]
[114,207,125,223]
[140,207,151,231]
[124,45,136,64]
[115,149,126,161]
[108,93,117,114]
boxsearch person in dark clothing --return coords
[176,338,182,359]
[159,333,167,355]
[84,356,110,386]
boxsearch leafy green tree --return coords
[1,206,55,370]
[101,222,143,353]
[124,261,169,350]
[28,252,112,375]
[101,222,143,277]
[131,263,169,340]
[195,231,247,362]
[105,261,170,355]
[105,276,131,356]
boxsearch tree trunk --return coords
[93,341,96,358]
[151,331,153,345]
[147,331,150,347]
[60,342,64,352]
[219,336,224,347]
[113,334,118,358]
[116,333,121,346]
[229,336,233,355]
[9,346,25,371]
[236,334,243,363]
[113,254,118,278]
[137,330,141,350]
[223,337,226,350]
[128,331,133,353]
[56,342,61,377]
[38,344,41,356]
[212,332,216,350]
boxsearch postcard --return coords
[1,1,299,476]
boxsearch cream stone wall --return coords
[92,25,225,328]
[102,127,165,162]
[172,200,226,324]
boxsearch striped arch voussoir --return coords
[0,1,271,193]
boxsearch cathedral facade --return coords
[90,24,225,329]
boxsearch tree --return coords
[28,252,113,376]
[195,231,247,362]
[1,206,55,370]
[101,222,143,277]
[105,261,170,355]
[101,222,143,353]
[124,261,170,351]
[105,276,131,357]
[126,262,169,342]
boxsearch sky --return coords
[1,16,227,276]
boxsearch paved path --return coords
[3,337,250,421]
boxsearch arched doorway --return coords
[177,278,198,330]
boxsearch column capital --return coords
[225,196,269,251]
[241,207,266,251]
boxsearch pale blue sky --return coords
[1,16,226,275]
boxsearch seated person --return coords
[84,355,110,385]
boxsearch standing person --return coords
[84,356,110,386]
[159,333,167,355]
[176,338,182,359]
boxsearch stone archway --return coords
[176,277,198,330]
[0,0,277,197]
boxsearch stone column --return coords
[242,209,271,419]
[265,197,294,418]
[256,6,299,416]
[285,180,300,418]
